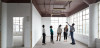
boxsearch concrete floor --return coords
[12,36,88,48]
[13,36,23,47]
[33,37,88,48]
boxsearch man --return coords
[42,25,46,45]
[66,22,75,45]
[56,25,62,41]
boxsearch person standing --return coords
[56,25,62,41]
[64,25,68,42]
[66,22,75,45]
[42,25,46,45]
[50,26,54,43]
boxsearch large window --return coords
[51,17,67,35]
[68,7,89,36]
[13,17,24,32]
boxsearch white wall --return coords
[74,33,89,45]
[0,2,1,48]
[96,39,100,48]
[7,3,31,47]
[1,2,7,48]
[42,17,51,36]
[32,4,42,47]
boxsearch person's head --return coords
[50,26,52,28]
[59,25,62,27]
[66,25,68,28]
[42,25,45,28]
[72,23,75,26]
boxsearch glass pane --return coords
[51,17,55,20]
[86,8,89,14]
[20,29,23,32]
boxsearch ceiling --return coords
[1,0,100,17]
[33,0,99,17]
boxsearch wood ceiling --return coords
[1,0,100,17]
[33,0,98,17]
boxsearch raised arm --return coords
[66,22,71,26]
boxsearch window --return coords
[13,17,24,32]
[68,7,89,36]
[51,17,67,34]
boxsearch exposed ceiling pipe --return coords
[64,1,69,8]
[83,0,98,5]
[68,1,72,8]
[83,0,90,5]
[64,1,72,8]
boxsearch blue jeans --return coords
[70,32,75,44]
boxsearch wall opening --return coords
[13,17,24,47]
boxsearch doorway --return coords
[13,17,24,47]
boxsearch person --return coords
[50,26,54,43]
[56,25,62,41]
[42,25,46,45]
[66,22,75,45]
[64,25,68,42]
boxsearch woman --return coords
[57,25,62,41]
[42,25,46,45]
[50,26,54,43]
[64,25,68,42]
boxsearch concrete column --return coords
[89,3,98,48]
[1,3,7,48]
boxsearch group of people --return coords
[42,22,75,45]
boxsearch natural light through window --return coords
[51,17,67,34]
[68,7,89,36]
[13,17,24,32]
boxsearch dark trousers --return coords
[64,32,67,40]
[70,32,75,44]
[51,34,53,42]
[42,33,45,44]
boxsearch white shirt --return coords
[42,28,45,33]
[57,27,62,33]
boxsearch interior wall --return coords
[7,3,31,47]
[42,17,51,36]
[1,2,7,48]
[74,33,89,45]
[0,2,1,48]
[96,39,100,48]
[32,4,42,47]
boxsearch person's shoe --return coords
[52,41,54,44]
[70,43,75,45]
[56,40,58,41]
[72,43,75,45]
[59,40,60,41]
[42,43,45,45]
[44,43,46,45]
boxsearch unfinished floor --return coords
[33,37,88,48]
